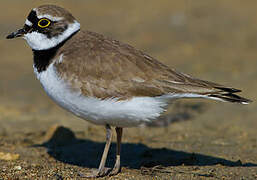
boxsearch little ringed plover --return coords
[6,4,251,177]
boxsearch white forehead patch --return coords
[24,20,80,50]
[25,19,33,26]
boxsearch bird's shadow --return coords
[34,126,256,169]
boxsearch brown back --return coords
[54,30,242,100]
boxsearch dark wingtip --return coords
[212,86,252,104]
[215,87,242,93]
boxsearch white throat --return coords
[24,21,80,50]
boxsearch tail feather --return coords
[207,87,252,104]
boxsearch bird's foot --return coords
[80,167,111,178]
[109,165,121,176]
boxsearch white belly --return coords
[34,62,170,127]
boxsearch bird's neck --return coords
[33,30,79,73]
[33,45,60,73]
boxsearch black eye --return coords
[38,19,51,28]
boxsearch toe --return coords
[98,167,111,177]
[109,166,121,176]
[81,167,111,178]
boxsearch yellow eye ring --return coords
[38,19,51,28]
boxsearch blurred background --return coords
[1,0,256,132]
[0,0,256,179]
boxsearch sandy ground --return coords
[0,0,256,179]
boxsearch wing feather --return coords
[54,30,251,104]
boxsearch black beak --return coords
[6,28,27,39]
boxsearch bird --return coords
[6,4,251,177]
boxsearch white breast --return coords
[34,60,171,127]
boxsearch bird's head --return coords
[6,5,80,50]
